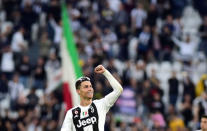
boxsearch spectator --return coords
[39,117,48,131]
[0,109,13,131]
[0,73,8,100]
[151,27,161,61]
[16,108,27,131]
[142,80,153,114]
[102,27,117,58]
[182,72,195,100]
[170,0,188,18]
[106,58,118,74]
[114,3,129,27]
[0,22,13,47]
[47,0,61,22]
[0,118,4,130]
[33,57,46,90]
[131,3,147,35]
[160,25,174,61]
[91,46,105,68]
[173,17,183,39]
[11,26,28,58]
[168,71,179,106]
[50,94,61,121]
[137,25,151,60]
[146,4,158,28]
[117,24,129,61]
[8,73,24,111]
[129,60,147,83]
[45,51,60,72]
[193,0,207,16]
[26,87,39,110]
[172,35,198,64]
[20,1,38,41]
[149,69,163,98]
[168,113,185,131]
[116,80,137,116]
[180,94,193,126]
[0,45,15,80]
[164,15,175,33]
[39,95,49,120]
[193,92,207,124]
[122,60,132,86]
[123,0,135,14]
[70,9,82,32]
[2,0,20,21]
[100,1,114,28]
[16,55,32,88]
[49,17,62,50]
[151,111,166,130]
[27,117,41,131]
[39,31,52,58]
[10,9,22,28]
[195,74,207,97]
[150,92,165,114]
[199,16,207,57]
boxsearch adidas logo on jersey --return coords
[77,117,97,128]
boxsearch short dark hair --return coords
[75,77,90,89]
[201,115,207,119]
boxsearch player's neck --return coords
[80,98,92,107]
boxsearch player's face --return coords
[78,81,94,99]
[201,117,207,131]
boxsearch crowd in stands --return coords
[0,0,207,130]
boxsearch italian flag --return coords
[61,3,82,111]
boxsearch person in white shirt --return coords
[0,46,15,79]
[172,35,197,63]
[8,73,24,110]
[131,3,147,34]
[61,65,123,131]
[11,26,28,53]
[49,18,62,45]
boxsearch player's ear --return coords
[76,89,80,95]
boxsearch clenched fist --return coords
[94,65,105,74]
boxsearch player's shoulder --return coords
[93,98,106,106]
[93,98,109,112]
[65,105,81,115]
[93,99,103,103]
[68,105,81,111]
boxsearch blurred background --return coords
[0,0,207,130]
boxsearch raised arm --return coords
[172,36,182,47]
[94,65,123,110]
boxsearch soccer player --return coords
[61,65,123,131]
[197,115,207,131]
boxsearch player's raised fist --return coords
[94,65,105,74]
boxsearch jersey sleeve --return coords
[61,110,73,131]
[101,70,123,112]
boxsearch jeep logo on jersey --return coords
[77,116,97,128]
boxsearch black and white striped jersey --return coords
[61,70,123,131]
